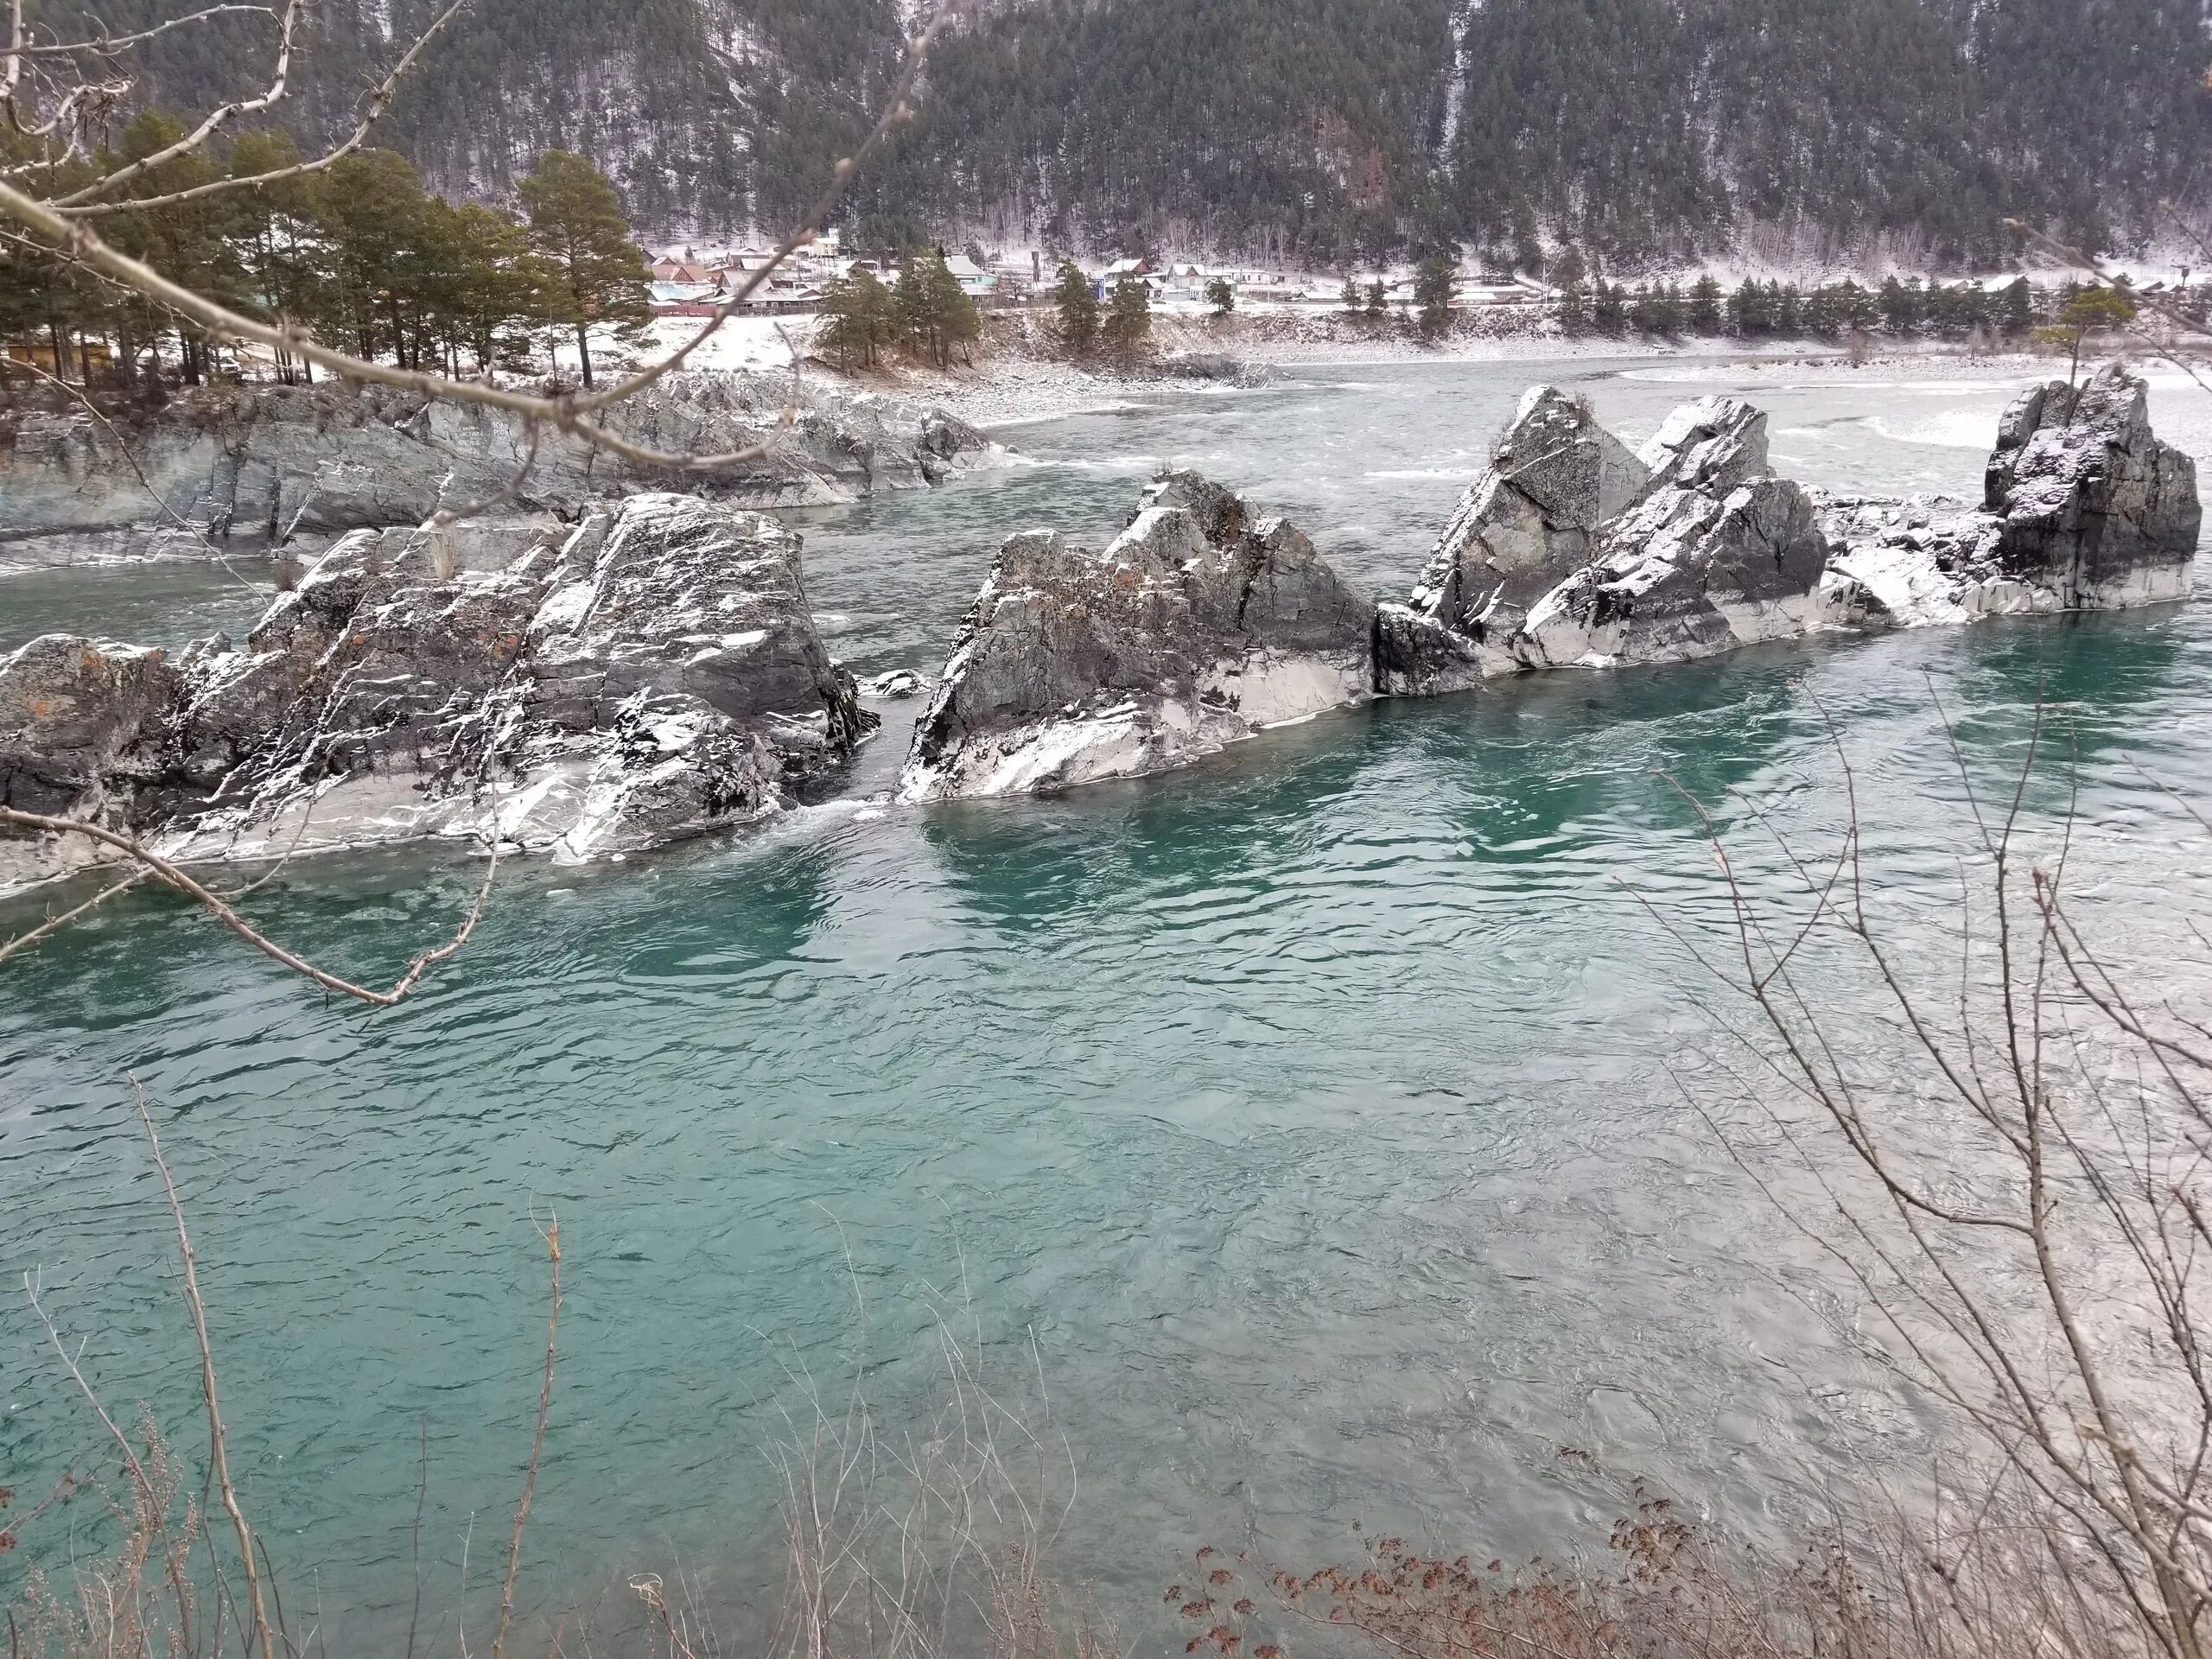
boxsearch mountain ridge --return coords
[83,0,2212,264]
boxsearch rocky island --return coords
[899,363,2198,799]
[2,363,2198,887]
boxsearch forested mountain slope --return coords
[79,0,2212,264]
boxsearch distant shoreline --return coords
[855,326,2118,434]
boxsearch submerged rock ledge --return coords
[899,363,2198,801]
[1,365,2198,889]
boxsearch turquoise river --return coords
[4,355,2211,1650]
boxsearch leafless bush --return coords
[3,1090,1108,1659]
[1178,1478,2162,1659]
[1627,687,2212,1659]
[756,1270,1114,1659]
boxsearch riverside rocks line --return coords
[1,365,2199,888]
[0,375,1001,567]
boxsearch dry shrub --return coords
[7,1411,205,1659]
[1176,1482,2159,1659]
[759,1298,1116,1659]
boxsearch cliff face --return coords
[0,378,997,562]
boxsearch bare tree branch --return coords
[58,0,471,218]
[0,804,497,1005]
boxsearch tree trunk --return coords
[575,322,594,391]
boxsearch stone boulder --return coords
[0,636,184,887]
[0,493,874,889]
[1492,398,1828,670]
[1409,385,1651,639]
[1637,396,1771,496]
[899,470,1375,801]
[1512,474,1832,668]
[1814,365,2199,623]
[1984,363,2200,607]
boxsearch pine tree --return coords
[1053,258,1099,356]
[1339,276,1362,313]
[1414,254,1456,338]
[1205,276,1236,315]
[1102,273,1152,355]
[1557,279,1589,335]
[1688,275,1723,334]
[1363,279,1387,316]
[821,268,899,368]
[518,149,652,391]
[1727,278,1766,337]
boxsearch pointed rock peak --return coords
[1490,385,1650,527]
[1134,468,1252,546]
[1637,396,1770,496]
[1988,361,2155,502]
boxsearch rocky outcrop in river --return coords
[911,364,2197,804]
[1816,363,2201,624]
[1,494,873,889]
[5,366,2199,878]
[899,471,1376,801]
[0,375,999,564]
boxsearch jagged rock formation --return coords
[0,494,873,890]
[1508,398,1830,670]
[0,377,1000,562]
[7,370,2199,868]
[1397,369,2196,681]
[1409,385,1651,637]
[1636,396,1772,496]
[0,637,184,887]
[899,471,1375,801]
[907,368,2196,806]
[1816,364,2202,624]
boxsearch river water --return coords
[4,356,2211,1649]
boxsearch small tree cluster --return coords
[1553,268,2049,343]
[893,248,982,368]
[0,120,653,391]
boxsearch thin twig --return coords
[132,1076,276,1659]
[0,804,497,1006]
[490,1210,561,1659]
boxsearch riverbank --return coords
[791,304,2192,431]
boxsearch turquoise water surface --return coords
[4,357,2209,1650]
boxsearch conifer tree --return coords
[1102,272,1152,355]
[821,268,899,369]
[1414,254,1456,338]
[518,150,652,391]
[1688,275,1722,334]
[1053,258,1100,356]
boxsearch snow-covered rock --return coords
[858,669,931,699]
[1409,385,1651,642]
[1511,471,1831,668]
[1810,365,2200,624]
[0,493,874,889]
[899,470,1375,801]
[1636,396,1771,496]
